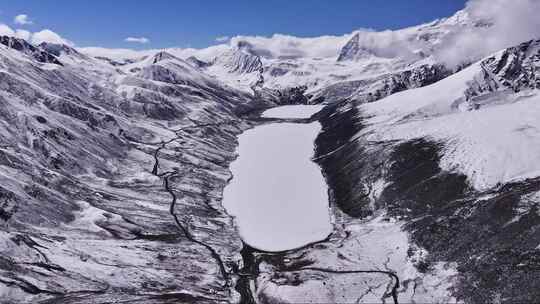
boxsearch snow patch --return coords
[65,201,114,233]
[259,215,459,303]
[362,62,540,190]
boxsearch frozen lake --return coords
[261,105,325,119]
[223,105,332,252]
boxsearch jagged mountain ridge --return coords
[0,6,539,304]
[336,33,372,62]
[78,9,482,100]
[312,38,540,303]
[0,32,262,303]
[0,36,63,65]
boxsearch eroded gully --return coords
[147,115,401,304]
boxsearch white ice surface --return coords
[223,120,331,252]
[262,105,325,119]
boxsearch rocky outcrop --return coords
[150,51,179,64]
[337,33,373,62]
[277,86,309,105]
[213,49,263,74]
[1,16,539,304]
[0,36,63,65]
[447,39,540,111]
[310,64,451,104]
[313,39,540,301]
[94,56,141,66]
[481,39,540,91]
[313,98,540,303]
[0,37,263,303]
[39,42,87,61]
[186,56,211,69]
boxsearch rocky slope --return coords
[0,7,539,304]
[0,36,265,303]
[312,39,540,303]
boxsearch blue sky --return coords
[1,1,467,49]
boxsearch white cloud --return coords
[215,36,230,43]
[0,25,71,46]
[0,24,15,36]
[14,14,33,25]
[349,29,419,60]
[435,0,540,67]
[335,0,540,66]
[125,37,150,44]
[31,29,73,46]
[77,46,157,61]
[215,29,420,61]
[14,29,31,40]
[225,0,540,65]
[230,33,352,59]
[3,0,537,69]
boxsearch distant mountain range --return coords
[0,6,539,304]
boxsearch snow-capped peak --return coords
[337,32,373,62]
[0,35,63,65]
[211,47,263,74]
[150,51,179,64]
[39,42,86,59]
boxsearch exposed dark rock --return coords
[310,64,451,104]
[277,85,309,105]
[35,115,47,124]
[314,100,540,303]
[0,34,262,303]
[0,36,63,65]
[151,51,178,64]
[186,56,211,69]
[94,56,141,66]
[1,15,538,304]
[314,102,380,217]
[213,48,263,74]
[382,139,540,303]
[480,39,540,91]
[337,33,373,62]
[39,42,86,60]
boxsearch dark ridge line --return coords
[23,262,66,272]
[5,236,111,300]
[149,120,246,290]
[0,277,63,296]
[12,234,50,254]
[151,120,242,175]
[174,120,241,133]
[36,286,112,304]
[162,173,229,284]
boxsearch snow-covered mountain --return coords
[0,32,260,303]
[76,9,485,104]
[1,36,63,65]
[313,38,540,303]
[0,4,539,304]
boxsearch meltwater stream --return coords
[223,105,332,252]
